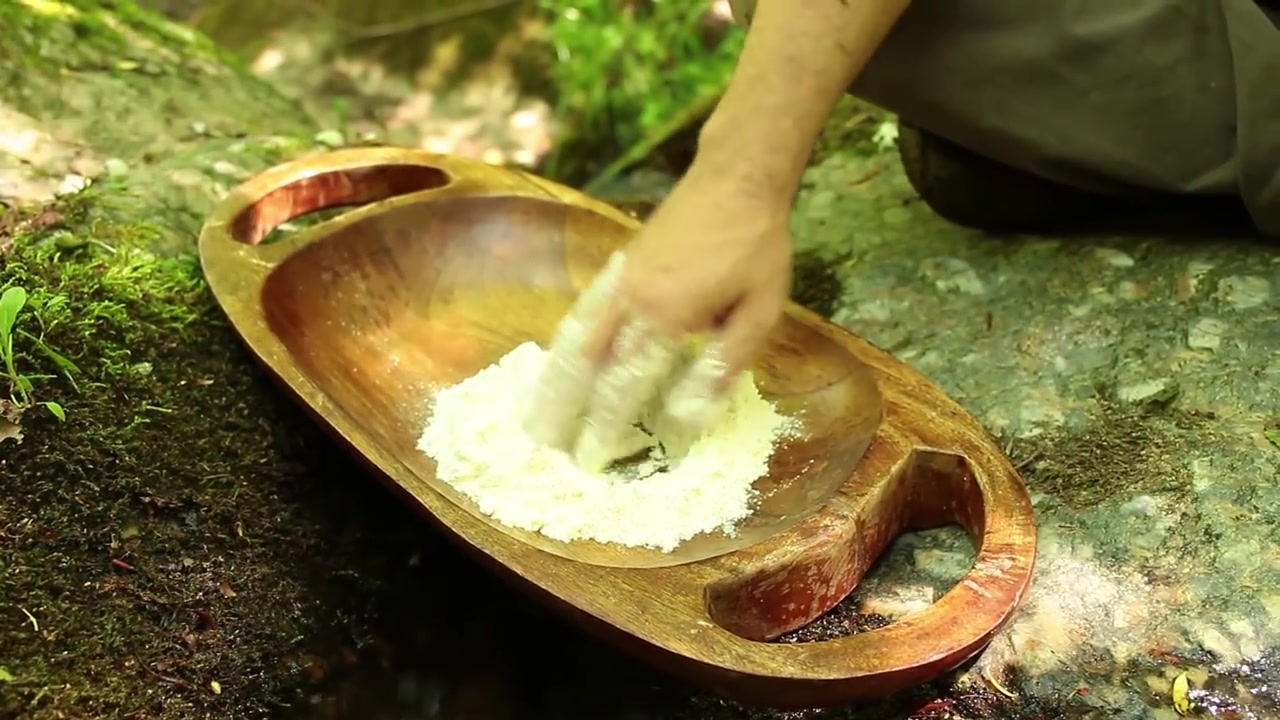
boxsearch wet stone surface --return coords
[283,148,1280,720]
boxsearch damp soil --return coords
[773,610,892,644]
[0,389,451,718]
[0,191,533,719]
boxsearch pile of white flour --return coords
[416,341,796,552]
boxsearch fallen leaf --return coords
[0,400,22,446]
[0,667,13,682]
[210,679,222,695]
[218,580,237,598]
[0,206,64,256]
[1172,671,1191,715]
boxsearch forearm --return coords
[696,0,911,201]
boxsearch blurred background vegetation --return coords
[139,0,890,214]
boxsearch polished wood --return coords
[198,147,1038,709]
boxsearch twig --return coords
[982,667,1018,699]
[847,163,886,187]
[335,0,524,41]
[140,660,201,693]
[124,584,199,608]
[1014,449,1043,471]
[582,84,725,196]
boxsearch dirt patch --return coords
[773,609,891,644]
[790,249,847,319]
[1017,403,1200,510]
[641,669,1079,720]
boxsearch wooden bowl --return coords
[198,148,1037,708]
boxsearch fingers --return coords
[582,287,627,368]
[572,318,682,473]
[662,288,783,431]
[522,248,783,471]
[520,251,627,450]
[707,280,786,380]
[661,340,733,430]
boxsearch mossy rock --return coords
[0,0,317,245]
[0,2,486,717]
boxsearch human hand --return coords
[521,165,794,471]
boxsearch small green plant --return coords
[0,285,78,421]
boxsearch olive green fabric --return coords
[726,0,1280,237]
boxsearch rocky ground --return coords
[782,151,1280,720]
[2,2,1278,720]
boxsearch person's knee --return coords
[897,122,1135,233]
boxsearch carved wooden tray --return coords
[198,147,1037,708]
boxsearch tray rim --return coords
[197,146,1039,708]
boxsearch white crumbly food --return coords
[416,341,796,552]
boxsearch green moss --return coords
[2,192,205,404]
[0,0,315,195]
[0,186,347,717]
[0,4,459,717]
[0,0,263,82]
[0,155,487,717]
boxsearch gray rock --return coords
[919,256,986,295]
[1116,377,1180,406]
[1094,247,1136,267]
[1215,274,1271,310]
[753,146,1280,720]
[1187,317,1228,351]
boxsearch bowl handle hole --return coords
[229,164,453,246]
[704,448,984,642]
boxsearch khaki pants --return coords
[726,0,1280,236]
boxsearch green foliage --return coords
[0,180,208,425]
[539,0,743,184]
[0,285,73,421]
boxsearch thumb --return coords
[661,289,783,429]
